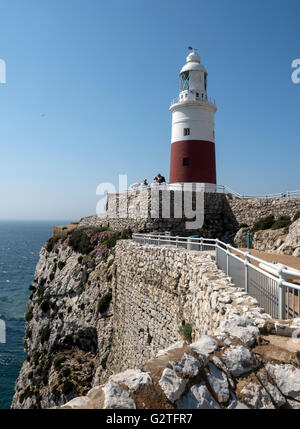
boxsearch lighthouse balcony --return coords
[170,91,216,108]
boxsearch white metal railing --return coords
[132,233,300,320]
[126,183,300,199]
[170,94,216,106]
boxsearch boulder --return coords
[158,368,186,403]
[266,364,300,401]
[278,218,300,256]
[234,227,249,248]
[177,383,220,409]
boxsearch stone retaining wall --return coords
[107,240,273,374]
[227,196,300,226]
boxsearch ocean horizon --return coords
[0,220,69,409]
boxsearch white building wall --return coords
[171,104,215,143]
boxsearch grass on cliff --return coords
[45,227,132,256]
[179,320,192,343]
[252,215,292,233]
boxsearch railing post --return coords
[176,236,178,247]
[157,235,160,246]
[226,244,230,276]
[215,239,219,266]
[244,252,250,293]
[200,237,203,252]
[278,266,287,320]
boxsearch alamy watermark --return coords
[96,175,205,230]
[291,59,300,84]
[0,59,6,84]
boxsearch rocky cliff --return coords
[11,227,130,409]
[12,224,300,409]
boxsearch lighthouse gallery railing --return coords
[132,233,300,321]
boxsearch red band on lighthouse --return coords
[170,140,216,184]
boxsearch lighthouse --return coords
[169,50,217,190]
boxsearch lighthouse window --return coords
[183,157,190,166]
[180,71,189,91]
[204,73,207,91]
[184,128,190,136]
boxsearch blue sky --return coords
[0,0,299,220]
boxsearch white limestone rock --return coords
[109,369,152,392]
[240,382,275,409]
[61,396,92,409]
[216,316,259,347]
[177,383,220,409]
[159,368,186,403]
[103,382,136,409]
[190,335,218,356]
[170,353,201,376]
[222,345,258,377]
[206,363,230,403]
[257,371,286,407]
[266,364,300,401]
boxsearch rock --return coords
[158,368,186,403]
[256,371,286,407]
[109,369,152,392]
[286,399,300,409]
[278,218,300,255]
[222,345,258,377]
[170,353,201,376]
[216,316,260,347]
[206,363,230,403]
[227,399,249,409]
[103,382,136,409]
[266,364,300,401]
[240,382,275,409]
[177,383,220,409]
[61,396,92,409]
[253,228,287,252]
[190,335,218,356]
[234,227,249,248]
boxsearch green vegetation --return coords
[62,367,71,378]
[41,326,51,344]
[20,387,33,403]
[58,260,66,270]
[40,300,50,313]
[271,215,292,230]
[46,236,61,252]
[179,320,192,343]
[77,256,83,264]
[293,212,300,222]
[238,223,249,229]
[25,310,33,322]
[49,271,55,281]
[252,215,274,232]
[54,356,66,371]
[97,290,112,314]
[62,380,75,395]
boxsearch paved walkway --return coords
[239,248,300,271]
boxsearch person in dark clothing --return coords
[157,173,166,183]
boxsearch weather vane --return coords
[188,46,198,52]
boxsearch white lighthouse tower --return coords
[169,50,217,190]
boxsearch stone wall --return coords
[107,240,273,374]
[227,196,300,226]
[79,190,238,242]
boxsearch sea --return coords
[0,220,68,409]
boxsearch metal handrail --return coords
[125,184,300,199]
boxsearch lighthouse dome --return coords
[180,52,207,74]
